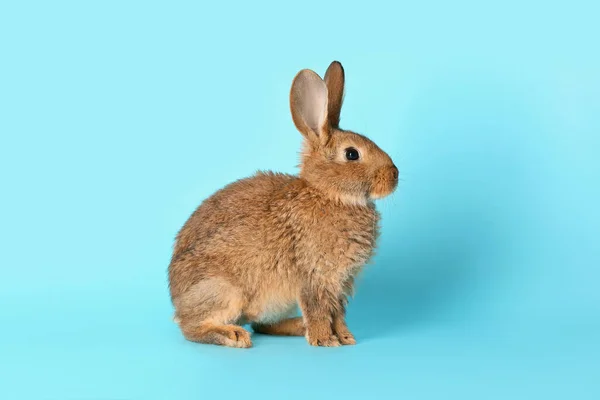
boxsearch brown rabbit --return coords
[168,61,398,348]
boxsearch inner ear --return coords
[290,69,329,142]
[297,78,327,133]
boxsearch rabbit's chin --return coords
[369,190,394,200]
[332,184,396,205]
[369,183,398,200]
[335,192,370,207]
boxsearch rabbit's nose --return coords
[391,165,399,180]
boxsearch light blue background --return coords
[1,1,599,399]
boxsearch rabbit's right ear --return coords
[290,69,330,144]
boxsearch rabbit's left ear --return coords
[324,61,345,128]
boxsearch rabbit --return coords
[168,61,398,348]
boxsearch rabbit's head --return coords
[290,61,398,206]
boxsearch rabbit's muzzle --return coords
[370,164,399,199]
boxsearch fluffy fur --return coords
[168,61,398,348]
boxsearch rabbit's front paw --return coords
[333,317,357,345]
[306,324,341,347]
[336,331,356,345]
[307,334,341,347]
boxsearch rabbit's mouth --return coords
[369,165,399,199]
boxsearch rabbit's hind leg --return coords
[174,277,251,348]
[180,321,252,348]
[251,317,305,336]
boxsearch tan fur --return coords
[168,61,398,348]
[252,317,305,336]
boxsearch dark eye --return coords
[345,147,360,161]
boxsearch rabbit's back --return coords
[168,171,298,300]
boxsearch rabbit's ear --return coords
[324,61,345,128]
[290,69,330,143]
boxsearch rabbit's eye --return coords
[345,147,360,161]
